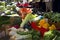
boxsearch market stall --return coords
[0,1,60,40]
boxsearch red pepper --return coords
[31,22,40,31]
[31,22,48,37]
[39,27,48,37]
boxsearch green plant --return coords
[43,12,53,19]
[51,13,60,23]
[30,29,41,40]
[43,12,60,23]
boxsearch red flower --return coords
[31,22,40,31]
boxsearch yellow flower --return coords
[43,23,50,29]
[49,24,56,30]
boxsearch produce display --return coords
[0,1,60,40]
